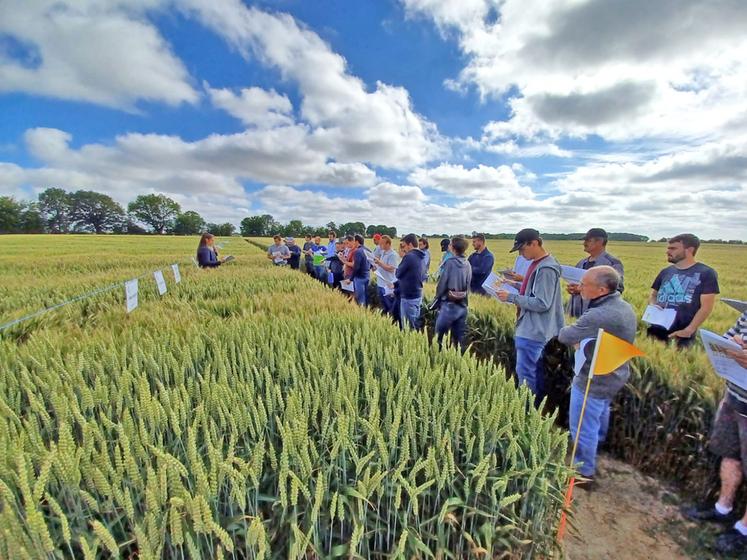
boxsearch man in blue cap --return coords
[497,228,564,401]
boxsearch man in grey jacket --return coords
[497,228,564,400]
[566,228,625,317]
[434,236,472,351]
[558,265,637,485]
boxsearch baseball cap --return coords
[373,233,382,241]
[285,236,294,242]
[509,228,541,252]
[583,228,608,241]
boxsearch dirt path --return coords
[563,454,694,559]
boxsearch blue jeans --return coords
[377,286,395,315]
[314,265,326,281]
[515,336,546,398]
[435,302,468,350]
[353,278,368,306]
[400,297,422,330]
[569,384,611,477]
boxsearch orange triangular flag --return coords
[592,330,645,376]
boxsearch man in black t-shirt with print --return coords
[648,233,719,348]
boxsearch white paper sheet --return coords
[560,265,586,284]
[153,270,167,295]
[642,305,677,329]
[171,263,181,284]
[700,329,747,390]
[574,338,595,375]
[482,272,518,304]
[722,298,747,314]
[125,279,138,313]
[341,280,354,292]
[223,255,235,263]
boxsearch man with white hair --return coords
[557,265,637,488]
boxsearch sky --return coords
[1,0,746,239]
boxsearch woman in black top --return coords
[197,233,226,268]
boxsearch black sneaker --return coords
[682,503,735,524]
[715,528,747,554]
[575,476,597,492]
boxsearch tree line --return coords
[0,188,399,238]
[238,214,397,238]
[0,188,237,236]
[3,188,742,242]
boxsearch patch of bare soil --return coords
[563,454,690,560]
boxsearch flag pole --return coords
[557,327,604,542]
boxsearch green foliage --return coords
[38,188,73,233]
[70,190,126,233]
[205,222,236,237]
[172,211,205,236]
[128,194,181,234]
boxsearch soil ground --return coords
[563,454,739,560]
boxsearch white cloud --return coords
[184,0,447,169]
[403,0,747,143]
[206,84,293,128]
[408,163,534,200]
[0,0,198,109]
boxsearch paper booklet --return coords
[559,265,585,284]
[722,298,747,314]
[642,305,677,329]
[341,280,355,292]
[574,338,595,375]
[700,329,747,391]
[223,255,235,263]
[482,272,518,304]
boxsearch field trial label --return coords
[125,279,139,313]
[154,270,167,295]
[172,264,181,283]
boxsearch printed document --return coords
[700,329,747,391]
[642,305,676,329]
[560,265,585,284]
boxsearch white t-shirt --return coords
[375,249,399,287]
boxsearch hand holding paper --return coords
[482,272,518,304]
[642,305,676,329]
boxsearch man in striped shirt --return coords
[684,310,747,554]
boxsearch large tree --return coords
[128,194,181,234]
[70,190,125,233]
[0,196,22,233]
[172,211,205,235]
[240,214,277,237]
[206,222,236,237]
[19,202,45,233]
[38,187,73,233]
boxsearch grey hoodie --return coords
[558,292,637,400]
[506,254,564,342]
[435,255,472,305]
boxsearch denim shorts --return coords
[709,396,747,474]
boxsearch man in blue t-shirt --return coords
[468,233,494,295]
[648,233,719,348]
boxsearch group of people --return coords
[262,226,747,554]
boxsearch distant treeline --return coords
[466,232,650,242]
[0,189,236,236]
[2,189,743,242]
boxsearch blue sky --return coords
[1,0,746,238]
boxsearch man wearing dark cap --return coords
[497,228,564,400]
[468,233,494,295]
[566,228,625,318]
